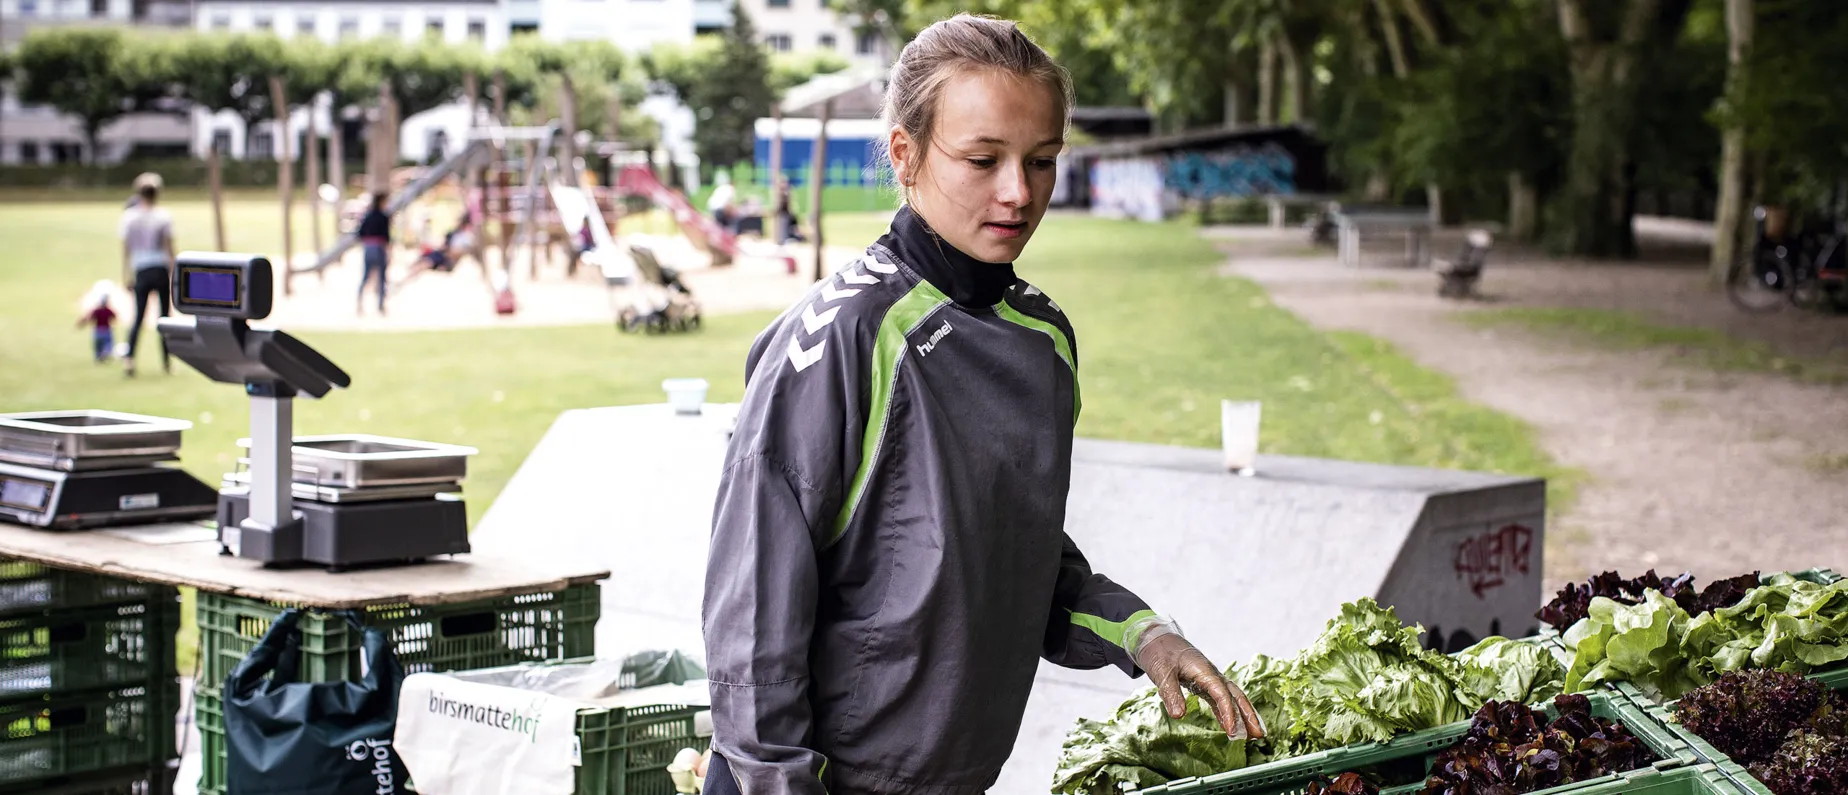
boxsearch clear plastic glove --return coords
[1129,618,1266,740]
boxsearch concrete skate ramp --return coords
[474,405,1546,794]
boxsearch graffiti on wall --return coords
[1089,142,1302,221]
[1088,157,1168,222]
[1163,143,1298,199]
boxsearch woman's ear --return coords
[888,128,913,186]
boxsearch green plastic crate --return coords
[195,584,600,687]
[0,597,181,700]
[0,680,180,787]
[1133,691,1694,795]
[0,761,177,795]
[1615,665,1848,795]
[1525,764,1753,795]
[194,683,704,795]
[0,559,169,618]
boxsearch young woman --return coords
[119,174,176,377]
[357,192,392,315]
[702,14,1263,795]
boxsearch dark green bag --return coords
[224,609,411,795]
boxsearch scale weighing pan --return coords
[235,433,478,488]
[0,410,190,471]
[220,473,457,504]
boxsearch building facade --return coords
[0,0,194,165]
[738,0,884,66]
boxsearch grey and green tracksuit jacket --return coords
[703,207,1159,795]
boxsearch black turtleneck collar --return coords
[873,205,1017,308]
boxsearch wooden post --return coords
[270,76,295,296]
[770,103,784,231]
[329,111,345,231]
[559,73,579,179]
[370,82,392,195]
[208,146,227,252]
[306,95,323,254]
[809,99,832,282]
[493,70,509,281]
[606,87,623,233]
[521,138,544,280]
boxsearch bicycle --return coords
[1727,207,1848,313]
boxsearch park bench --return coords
[1433,229,1495,299]
[1263,193,1339,230]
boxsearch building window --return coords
[254,14,273,31]
[212,130,232,154]
[338,16,359,39]
[511,22,538,36]
[297,16,316,37]
[426,18,445,38]
[765,34,792,52]
[250,131,274,161]
[20,0,37,17]
[818,33,836,49]
[211,13,231,30]
[20,142,40,163]
[767,0,789,7]
[467,18,486,41]
[856,30,878,55]
[382,16,402,38]
[90,0,108,17]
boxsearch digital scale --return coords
[155,252,473,571]
[0,410,217,530]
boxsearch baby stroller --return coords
[613,243,703,334]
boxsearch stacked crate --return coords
[190,584,601,795]
[0,558,182,795]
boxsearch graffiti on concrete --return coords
[1163,143,1297,199]
[1453,523,1536,599]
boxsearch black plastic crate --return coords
[0,761,177,795]
[0,559,169,618]
[0,597,182,699]
[0,681,180,787]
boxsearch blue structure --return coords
[750,118,891,187]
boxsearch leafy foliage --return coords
[1418,695,1653,795]
[1538,570,1762,632]
[1674,670,1846,767]
[1052,600,1564,794]
[1307,772,1379,795]
[1750,730,1848,795]
[1562,573,1848,700]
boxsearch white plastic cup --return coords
[1222,400,1261,476]
[663,378,710,415]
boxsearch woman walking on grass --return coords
[119,173,175,377]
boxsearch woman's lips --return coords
[984,221,1026,239]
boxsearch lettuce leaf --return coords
[1053,599,1566,794]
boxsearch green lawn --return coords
[0,194,1567,672]
[1461,307,1848,385]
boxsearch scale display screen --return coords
[0,476,51,511]
[182,267,242,306]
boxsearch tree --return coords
[1549,0,1694,258]
[13,28,169,163]
[175,32,297,134]
[770,50,852,95]
[658,2,773,174]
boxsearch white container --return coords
[663,378,710,415]
[1221,400,1262,476]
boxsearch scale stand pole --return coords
[237,382,305,563]
[248,389,294,529]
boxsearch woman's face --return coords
[890,70,1064,264]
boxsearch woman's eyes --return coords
[966,158,1060,170]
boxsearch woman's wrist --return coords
[1124,614,1185,660]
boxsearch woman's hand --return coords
[1137,633,1267,740]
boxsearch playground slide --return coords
[549,182,633,283]
[295,139,492,275]
[616,164,796,272]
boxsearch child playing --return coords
[77,293,117,363]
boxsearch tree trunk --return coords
[306,98,323,254]
[1710,0,1753,284]
[810,99,832,282]
[1278,32,1314,125]
[1373,0,1411,78]
[1257,35,1279,125]
[270,76,295,296]
[209,147,227,252]
[329,112,346,231]
[1398,0,1442,48]
[559,72,579,178]
[1223,49,1259,128]
[1508,171,1538,242]
[1551,0,1659,258]
[85,123,103,165]
[493,70,510,282]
